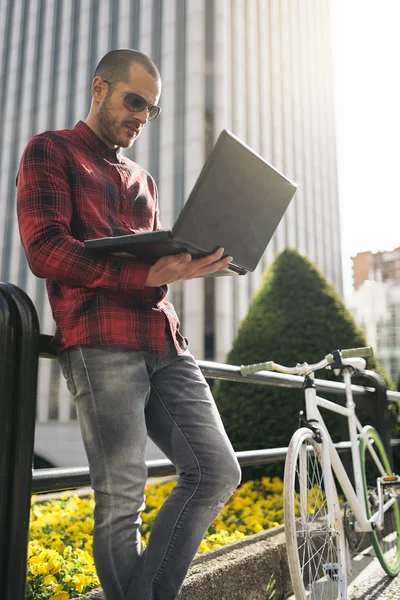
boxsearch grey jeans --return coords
[58,334,241,600]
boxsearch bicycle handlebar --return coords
[240,361,274,376]
[240,346,373,377]
[339,346,373,359]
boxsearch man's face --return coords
[96,63,161,148]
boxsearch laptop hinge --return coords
[228,263,247,275]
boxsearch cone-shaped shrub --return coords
[214,248,394,480]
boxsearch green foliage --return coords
[214,249,394,480]
[265,573,277,599]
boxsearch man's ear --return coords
[92,77,107,104]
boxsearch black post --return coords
[0,289,17,599]
[357,369,393,468]
[0,283,40,600]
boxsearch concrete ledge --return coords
[77,525,292,600]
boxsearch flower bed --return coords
[27,477,284,599]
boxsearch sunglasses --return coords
[103,79,161,121]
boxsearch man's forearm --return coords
[23,226,150,293]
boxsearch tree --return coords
[214,248,393,480]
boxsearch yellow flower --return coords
[49,592,70,600]
[197,540,211,553]
[47,556,62,574]
[29,556,48,576]
[72,573,93,593]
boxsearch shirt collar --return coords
[74,121,124,162]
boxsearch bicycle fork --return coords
[303,376,337,531]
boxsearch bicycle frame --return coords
[304,369,396,533]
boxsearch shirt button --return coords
[122,194,127,199]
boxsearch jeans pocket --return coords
[58,349,77,397]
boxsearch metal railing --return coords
[31,440,400,495]
[1,281,400,600]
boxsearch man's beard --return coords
[97,96,136,148]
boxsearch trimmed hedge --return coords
[214,249,395,480]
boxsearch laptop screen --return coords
[172,130,297,271]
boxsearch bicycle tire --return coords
[284,427,347,599]
[359,425,400,576]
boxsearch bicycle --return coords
[240,347,400,599]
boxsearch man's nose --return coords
[134,109,149,124]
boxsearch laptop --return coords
[84,130,297,276]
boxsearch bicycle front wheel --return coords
[360,426,400,576]
[284,427,347,599]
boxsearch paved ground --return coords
[348,546,400,599]
[350,568,400,599]
[285,539,400,599]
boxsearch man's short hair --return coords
[94,49,160,84]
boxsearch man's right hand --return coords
[145,247,233,287]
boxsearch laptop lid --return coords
[171,129,297,272]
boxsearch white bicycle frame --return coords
[305,369,396,533]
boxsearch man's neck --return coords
[84,115,116,149]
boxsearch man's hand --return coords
[145,247,233,287]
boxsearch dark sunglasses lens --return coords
[124,93,161,120]
[125,93,147,112]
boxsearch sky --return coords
[330,0,400,298]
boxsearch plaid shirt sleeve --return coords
[17,134,151,292]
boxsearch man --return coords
[17,49,241,600]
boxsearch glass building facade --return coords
[349,280,400,384]
[0,0,342,464]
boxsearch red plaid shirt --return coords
[17,121,187,354]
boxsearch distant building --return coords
[0,0,342,466]
[349,247,400,384]
[352,247,400,291]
